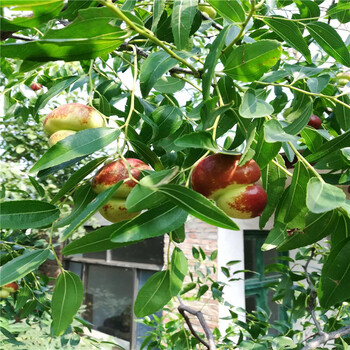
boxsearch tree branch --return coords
[177,296,216,350]
[301,325,350,350]
[201,13,223,31]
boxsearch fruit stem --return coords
[222,0,256,55]
[99,0,200,77]
[88,60,95,106]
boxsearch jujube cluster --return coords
[191,154,267,219]
[92,158,151,223]
[43,103,105,146]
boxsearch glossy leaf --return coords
[30,128,120,173]
[34,76,79,116]
[170,248,188,296]
[110,202,188,243]
[152,0,166,32]
[307,21,350,67]
[223,40,282,82]
[307,75,330,94]
[300,127,326,153]
[174,131,220,152]
[263,17,311,64]
[51,271,84,336]
[239,89,274,118]
[0,200,59,229]
[134,270,172,317]
[54,184,97,228]
[208,0,245,23]
[62,222,128,256]
[28,176,45,197]
[154,76,185,93]
[254,130,282,170]
[306,177,346,213]
[259,156,287,229]
[158,184,239,230]
[61,181,122,241]
[334,95,350,131]
[319,238,350,308]
[151,106,183,141]
[140,51,178,97]
[202,26,230,100]
[171,0,199,50]
[264,119,299,143]
[51,157,108,204]
[0,250,50,286]
[130,140,164,171]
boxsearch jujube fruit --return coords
[30,82,42,91]
[3,282,18,293]
[43,103,105,145]
[191,154,267,219]
[198,4,217,19]
[0,290,10,298]
[92,158,151,223]
[49,130,77,147]
[307,114,322,129]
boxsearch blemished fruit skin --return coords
[43,103,105,135]
[0,290,10,298]
[307,115,322,129]
[92,158,151,199]
[191,154,267,219]
[92,158,151,223]
[99,198,140,223]
[49,130,77,146]
[3,282,18,293]
[30,82,42,91]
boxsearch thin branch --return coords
[301,325,350,350]
[177,296,216,350]
[201,12,223,31]
[303,248,325,336]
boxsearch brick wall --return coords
[164,217,219,331]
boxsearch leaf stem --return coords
[88,59,94,106]
[49,224,64,273]
[271,158,293,177]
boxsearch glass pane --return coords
[111,237,164,265]
[245,295,257,314]
[244,237,256,279]
[67,262,82,279]
[85,265,133,342]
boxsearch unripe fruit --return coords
[30,82,42,91]
[198,4,217,19]
[49,130,77,147]
[336,71,350,81]
[92,158,151,199]
[0,290,10,298]
[191,154,267,219]
[307,114,322,129]
[99,198,140,223]
[43,103,105,135]
[92,158,151,223]
[3,282,18,293]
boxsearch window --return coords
[244,230,288,323]
[64,228,164,350]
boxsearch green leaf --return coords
[134,270,172,317]
[0,250,50,286]
[223,40,282,82]
[202,26,230,100]
[170,248,188,296]
[239,89,274,118]
[30,128,120,173]
[300,127,326,153]
[307,75,330,94]
[305,130,350,163]
[307,21,350,67]
[54,184,97,228]
[259,156,287,229]
[126,169,175,212]
[254,130,282,170]
[334,94,350,131]
[171,0,199,50]
[1,17,126,62]
[62,222,128,256]
[152,0,166,32]
[140,51,178,97]
[171,225,186,243]
[29,176,45,197]
[110,202,188,243]
[0,200,59,229]
[61,181,122,241]
[174,131,220,152]
[51,157,108,204]
[263,17,311,64]
[150,106,183,141]
[264,119,299,143]
[319,237,350,308]
[153,76,185,93]
[158,184,239,230]
[272,337,297,349]
[51,271,84,336]
[306,177,346,213]
[34,76,79,116]
[130,140,164,171]
[208,0,245,23]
